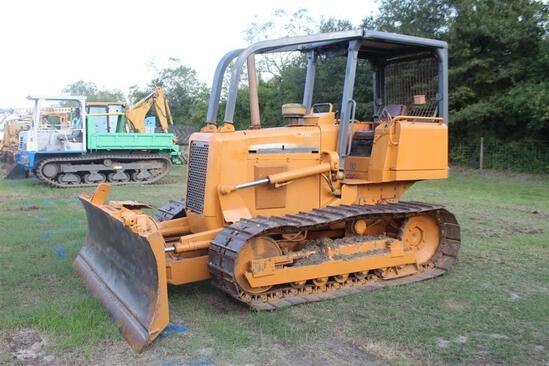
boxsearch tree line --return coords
[64,0,548,148]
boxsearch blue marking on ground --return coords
[185,356,215,366]
[161,356,215,366]
[55,243,66,259]
[158,322,188,339]
[44,229,52,239]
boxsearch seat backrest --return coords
[383,104,408,119]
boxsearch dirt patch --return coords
[436,337,450,349]
[281,339,389,366]
[494,206,549,219]
[0,193,32,201]
[2,205,40,212]
[442,299,469,311]
[519,228,544,235]
[469,215,544,238]
[294,235,386,266]
[5,329,55,365]
[157,177,179,185]
[495,224,544,237]
[322,340,387,365]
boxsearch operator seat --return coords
[349,104,408,157]
[378,104,408,122]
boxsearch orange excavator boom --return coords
[125,87,173,133]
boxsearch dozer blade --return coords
[4,162,27,179]
[74,198,169,352]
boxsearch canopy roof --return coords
[244,29,447,60]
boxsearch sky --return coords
[0,0,378,108]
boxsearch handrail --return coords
[345,99,357,157]
[391,115,443,124]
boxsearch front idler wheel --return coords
[234,236,282,294]
[402,215,440,264]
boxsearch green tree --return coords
[361,0,452,38]
[235,11,375,127]
[62,80,126,102]
[243,9,315,78]
[130,58,209,128]
[447,0,549,142]
[362,0,548,145]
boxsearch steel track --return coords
[208,201,460,310]
[35,153,172,188]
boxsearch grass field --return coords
[0,166,547,365]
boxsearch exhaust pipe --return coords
[247,55,261,129]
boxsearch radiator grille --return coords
[186,141,209,214]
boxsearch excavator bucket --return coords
[74,193,170,352]
[4,161,27,179]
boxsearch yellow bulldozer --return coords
[75,29,460,351]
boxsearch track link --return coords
[208,201,460,310]
[35,154,172,188]
[154,199,186,222]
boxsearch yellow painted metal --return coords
[125,87,173,133]
[235,237,282,294]
[244,246,417,288]
[174,228,221,254]
[78,108,448,275]
[219,162,333,195]
[369,117,448,182]
[0,119,30,159]
[1,121,27,149]
[200,124,218,132]
[158,217,190,237]
[90,183,111,205]
[402,215,440,264]
[75,191,169,352]
[282,103,307,117]
[77,104,450,350]
[247,55,261,129]
[238,235,422,289]
[1,117,31,177]
[166,255,210,284]
[269,162,333,185]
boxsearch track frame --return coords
[208,201,460,310]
